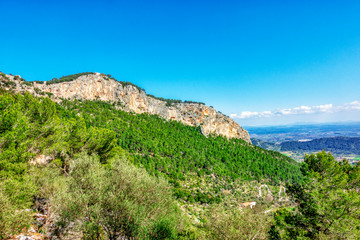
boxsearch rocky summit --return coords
[0,72,251,143]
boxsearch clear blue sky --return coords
[1,0,360,126]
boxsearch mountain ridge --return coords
[0,71,251,143]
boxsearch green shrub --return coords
[21,81,32,86]
[205,204,271,240]
[45,154,185,239]
[270,151,360,239]
[0,73,9,81]
[0,177,37,239]
[45,92,53,97]
[2,81,16,88]
[45,72,94,85]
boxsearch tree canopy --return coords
[270,151,360,239]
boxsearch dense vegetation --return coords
[35,154,186,239]
[0,90,186,239]
[0,73,17,88]
[0,87,302,238]
[147,94,205,106]
[45,72,94,85]
[60,99,302,186]
[1,86,359,239]
[270,151,360,239]
[280,136,360,155]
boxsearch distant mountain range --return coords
[247,122,360,143]
[251,136,360,162]
[280,137,360,155]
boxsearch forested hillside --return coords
[60,99,302,184]
[0,90,188,239]
[1,88,359,239]
[251,138,280,151]
[0,88,303,238]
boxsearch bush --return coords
[46,154,184,239]
[205,204,271,240]
[21,81,32,86]
[270,151,360,239]
[2,81,16,88]
[45,72,94,85]
[0,73,9,81]
[0,177,37,239]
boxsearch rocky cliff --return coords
[0,72,251,143]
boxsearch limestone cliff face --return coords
[0,72,251,143]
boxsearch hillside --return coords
[251,138,281,152]
[0,72,304,239]
[61,99,302,183]
[0,72,251,143]
[0,72,301,184]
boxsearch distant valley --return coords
[248,123,360,163]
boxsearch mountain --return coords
[0,71,304,239]
[251,135,360,163]
[0,72,251,143]
[0,71,302,185]
[250,138,280,151]
[280,136,360,155]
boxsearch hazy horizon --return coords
[242,120,360,128]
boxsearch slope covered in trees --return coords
[0,88,303,239]
[0,90,187,239]
[59,99,302,185]
[270,151,360,239]
[2,88,359,239]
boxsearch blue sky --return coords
[1,0,360,126]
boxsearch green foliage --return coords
[118,80,143,92]
[271,151,360,239]
[41,154,184,239]
[34,87,44,95]
[0,73,9,81]
[0,91,121,166]
[21,81,32,86]
[0,91,123,237]
[204,204,271,240]
[0,88,303,238]
[60,99,302,189]
[0,90,195,239]
[0,177,36,239]
[3,81,16,88]
[45,92,53,97]
[45,72,94,85]
[104,74,143,92]
[147,94,205,106]
[0,74,16,88]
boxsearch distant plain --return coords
[247,122,360,163]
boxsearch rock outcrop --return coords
[0,72,251,143]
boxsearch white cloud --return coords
[230,101,359,119]
[230,111,272,119]
[341,101,360,110]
